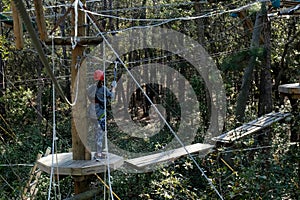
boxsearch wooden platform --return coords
[212,112,291,144]
[279,83,300,99]
[37,152,123,176]
[125,143,213,170]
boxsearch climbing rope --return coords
[47,34,61,200]
[103,42,114,200]
[72,0,79,49]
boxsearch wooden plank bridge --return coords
[125,143,213,170]
[212,112,291,144]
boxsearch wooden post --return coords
[33,0,48,41]
[71,0,90,194]
[11,0,24,49]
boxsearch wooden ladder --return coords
[22,147,51,200]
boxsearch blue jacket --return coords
[95,85,113,119]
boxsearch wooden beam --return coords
[44,36,103,46]
[33,0,48,41]
[11,0,24,49]
[63,189,101,200]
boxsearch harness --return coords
[95,94,105,120]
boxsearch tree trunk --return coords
[194,0,205,45]
[258,6,272,117]
[257,3,273,173]
[194,1,211,128]
[60,5,71,100]
[236,8,264,122]
[0,50,5,115]
[108,0,114,31]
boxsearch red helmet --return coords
[93,69,104,81]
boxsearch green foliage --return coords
[204,123,299,199]
[0,87,34,124]
[0,0,299,199]
[221,47,265,72]
[0,0,11,12]
[0,36,9,57]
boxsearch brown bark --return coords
[258,9,272,116]
[236,8,264,122]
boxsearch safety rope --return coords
[48,35,56,200]
[103,42,114,200]
[47,35,61,200]
[72,0,79,49]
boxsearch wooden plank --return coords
[36,152,123,176]
[279,83,300,99]
[125,143,213,170]
[11,1,24,49]
[212,112,291,143]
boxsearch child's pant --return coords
[96,117,105,153]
